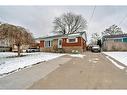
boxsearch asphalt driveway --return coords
[29,52,127,89]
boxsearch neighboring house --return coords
[37,32,87,53]
[12,40,41,52]
[0,38,10,47]
[0,38,11,52]
[12,44,29,52]
[0,38,31,52]
[0,38,38,52]
[33,39,41,48]
[102,34,127,51]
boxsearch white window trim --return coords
[44,40,51,48]
[67,37,78,43]
[58,39,62,48]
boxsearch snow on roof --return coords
[68,33,81,37]
[103,34,127,38]
[36,31,86,40]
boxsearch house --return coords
[102,34,127,51]
[0,37,38,52]
[0,38,11,52]
[0,38,10,47]
[12,44,30,52]
[12,42,39,52]
[37,31,87,53]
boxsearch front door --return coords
[58,39,62,48]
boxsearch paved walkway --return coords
[0,57,71,89]
[29,52,127,89]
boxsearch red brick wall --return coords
[39,40,44,48]
[82,38,86,51]
[39,37,86,53]
[62,37,82,47]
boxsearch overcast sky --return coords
[0,6,127,42]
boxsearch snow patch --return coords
[94,58,99,61]
[106,56,125,70]
[92,60,98,63]
[0,52,64,76]
[68,54,86,58]
[103,52,127,66]
[88,58,99,64]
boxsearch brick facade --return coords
[62,37,81,46]
[40,39,58,52]
[40,37,86,53]
[62,37,86,53]
[39,40,44,48]
[62,46,83,53]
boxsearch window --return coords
[114,39,122,42]
[69,39,75,42]
[123,38,127,43]
[59,40,62,45]
[45,40,51,48]
[67,38,78,43]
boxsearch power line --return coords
[114,14,127,32]
[89,6,96,24]
[118,14,127,26]
[87,6,96,33]
[87,6,96,43]
[101,13,127,34]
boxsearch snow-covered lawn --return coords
[0,52,64,76]
[103,52,127,67]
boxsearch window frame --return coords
[67,37,78,43]
[44,40,51,48]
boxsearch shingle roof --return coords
[35,31,86,40]
[103,34,127,38]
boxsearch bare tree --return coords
[53,12,87,34]
[102,24,123,36]
[90,33,100,45]
[0,23,34,57]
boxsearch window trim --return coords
[67,37,78,43]
[44,40,51,48]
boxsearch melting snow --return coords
[0,52,64,75]
[106,56,125,70]
[68,54,86,58]
[88,58,99,64]
[103,52,127,66]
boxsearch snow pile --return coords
[106,56,125,70]
[0,52,64,75]
[68,54,85,58]
[103,52,127,66]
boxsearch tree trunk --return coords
[17,45,20,57]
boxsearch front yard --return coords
[0,52,65,76]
